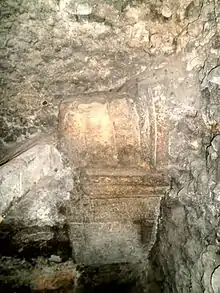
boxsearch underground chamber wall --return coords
[1,0,220,292]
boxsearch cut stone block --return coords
[58,92,169,265]
[58,92,169,169]
[69,222,155,265]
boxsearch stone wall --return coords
[1,0,220,292]
[145,1,220,291]
[1,0,219,156]
[147,136,220,293]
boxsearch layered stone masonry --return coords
[58,92,169,264]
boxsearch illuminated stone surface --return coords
[59,92,169,264]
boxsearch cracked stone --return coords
[207,66,220,86]
[212,266,220,293]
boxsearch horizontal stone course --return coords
[69,197,161,223]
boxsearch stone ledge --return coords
[81,183,167,198]
[79,168,168,198]
[69,197,161,223]
[82,168,168,185]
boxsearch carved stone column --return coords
[58,92,169,265]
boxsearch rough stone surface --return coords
[148,134,220,293]
[75,263,144,293]
[0,136,73,258]
[0,257,76,292]
[1,0,219,158]
[0,136,73,221]
[1,0,220,292]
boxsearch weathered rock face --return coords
[1,0,219,156]
[1,0,220,292]
[0,136,73,258]
[148,136,220,293]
